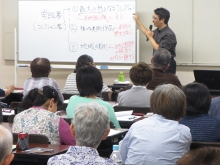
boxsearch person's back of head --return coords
[150,84,186,120]
[154,7,170,24]
[129,62,153,86]
[0,125,14,165]
[76,65,103,97]
[176,147,220,165]
[183,82,211,116]
[20,85,61,110]
[30,57,51,78]
[152,48,171,71]
[74,54,94,73]
[71,102,110,148]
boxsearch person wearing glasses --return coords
[133,7,177,74]
[63,54,110,94]
[12,85,75,145]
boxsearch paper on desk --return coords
[64,100,69,103]
[115,111,133,117]
[13,90,24,93]
[117,115,142,121]
[2,109,15,116]
[108,129,121,136]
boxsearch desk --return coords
[98,128,128,158]
[12,143,70,165]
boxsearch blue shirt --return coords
[47,146,117,165]
[119,114,191,165]
[209,96,220,119]
[0,89,5,97]
[180,114,220,142]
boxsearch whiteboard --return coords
[18,0,136,63]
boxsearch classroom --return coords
[1,0,220,164]
[1,0,220,88]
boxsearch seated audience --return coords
[0,85,15,97]
[0,125,14,165]
[117,62,153,107]
[48,102,116,165]
[180,82,220,142]
[12,85,75,145]
[0,85,15,122]
[63,54,109,94]
[66,65,120,128]
[147,48,182,90]
[23,57,64,102]
[119,84,191,165]
[209,96,220,119]
[176,147,220,165]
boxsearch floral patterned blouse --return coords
[48,146,117,165]
[12,106,75,145]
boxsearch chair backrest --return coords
[13,133,49,144]
[190,141,220,150]
[9,101,22,109]
[63,118,72,125]
[101,91,111,101]
[62,93,75,100]
[113,106,151,114]
[58,103,68,111]
[8,114,16,123]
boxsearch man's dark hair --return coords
[177,147,220,165]
[152,48,171,71]
[21,85,61,109]
[154,7,170,24]
[30,58,51,78]
[129,62,153,85]
[74,54,94,73]
[183,82,211,115]
[76,65,103,97]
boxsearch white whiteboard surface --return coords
[18,0,136,63]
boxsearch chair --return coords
[101,91,111,101]
[190,141,220,150]
[58,103,68,111]
[13,133,49,144]
[8,114,16,123]
[9,101,22,114]
[113,106,151,115]
[62,93,75,100]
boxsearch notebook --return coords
[193,70,220,91]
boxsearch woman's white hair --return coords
[0,125,13,164]
[72,102,110,148]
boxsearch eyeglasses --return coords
[152,16,159,20]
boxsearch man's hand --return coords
[4,85,15,97]
[146,31,154,39]
[133,13,139,22]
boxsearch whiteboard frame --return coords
[17,0,137,64]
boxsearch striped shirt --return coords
[180,114,220,142]
[63,73,110,94]
[23,77,64,102]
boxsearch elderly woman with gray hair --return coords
[119,84,192,165]
[0,125,14,165]
[48,102,117,165]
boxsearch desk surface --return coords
[12,143,70,165]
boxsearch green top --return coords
[66,95,121,128]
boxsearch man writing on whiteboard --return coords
[133,7,177,74]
